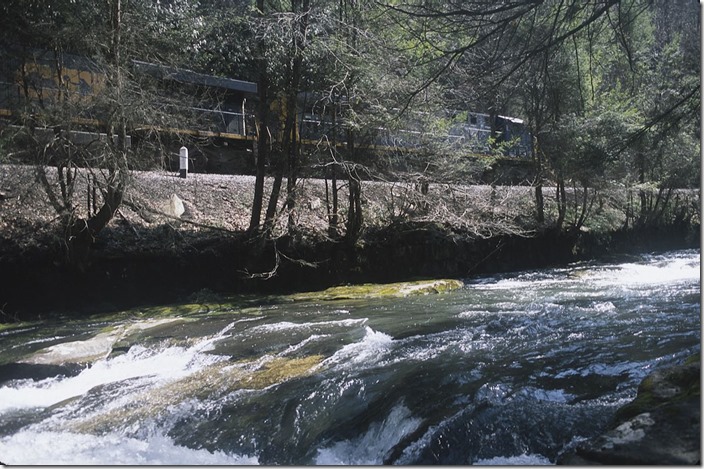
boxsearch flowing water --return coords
[0,249,699,465]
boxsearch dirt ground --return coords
[0,164,538,258]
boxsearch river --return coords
[0,249,699,465]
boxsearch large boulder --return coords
[559,358,700,465]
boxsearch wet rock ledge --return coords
[558,356,700,465]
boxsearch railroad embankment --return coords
[0,164,699,320]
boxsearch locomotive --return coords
[0,49,532,173]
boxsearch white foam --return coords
[579,360,645,378]
[474,453,552,465]
[315,404,422,465]
[278,334,330,356]
[591,259,700,287]
[457,310,494,318]
[472,252,699,297]
[516,386,575,403]
[321,326,394,369]
[0,338,227,412]
[591,301,617,313]
[0,430,258,465]
[249,318,367,334]
[20,335,71,346]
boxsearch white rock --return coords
[167,194,185,218]
[308,197,321,210]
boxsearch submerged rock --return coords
[20,329,124,365]
[70,354,324,435]
[0,362,84,386]
[558,358,700,465]
[289,279,464,302]
[19,317,187,365]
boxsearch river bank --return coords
[0,164,699,320]
[0,249,699,464]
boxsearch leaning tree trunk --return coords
[68,171,125,268]
[264,163,284,232]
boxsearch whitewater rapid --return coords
[0,249,699,464]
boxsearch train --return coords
[0,49,532,173]
[299,103,532,158]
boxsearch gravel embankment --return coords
[0,164,535,257]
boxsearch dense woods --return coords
[0,0,700,272]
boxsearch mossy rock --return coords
[561,358,701,465]
[289,279,464,302]
[70,354,324,434]
[242,355,324,389]
[130,302,219,318]
[613,360,700,425]
[0,321,30,333]
[684,353,700,366]
[20,328,124,365]
[88,299,255,324]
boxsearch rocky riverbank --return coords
[0,164,699,320]
[558,356,701,465]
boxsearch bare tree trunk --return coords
[346,170,363,241]
[328,164,340,236]
[535,185,545,223]
[259,0,310,235]
[344,132,363,241]
[67,0,127,267]
[249,0,270,232]
[573,184,595,232]
[532,135,545,224]
[624,189,633,229]
[283,0,309,233]
[637,151,649,223]
[555,178,566,231]
[284,94,300,232]
[264,165,284,231]
[330,109,339,233]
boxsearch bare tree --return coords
[2,0,206,266]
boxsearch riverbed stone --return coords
[558,359,700,465]
[289,279,464,301]
[19,317,189,365]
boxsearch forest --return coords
[0,0,700,314]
